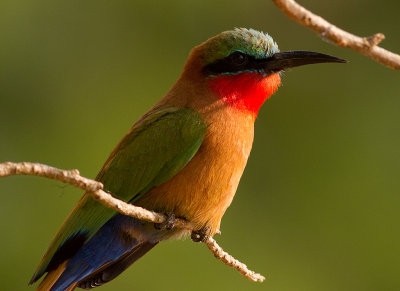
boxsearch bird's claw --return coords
[154,213,176,231]
[191,227,208,242]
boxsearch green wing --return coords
[31,106,207,283]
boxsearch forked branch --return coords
[0,162,265,283]
[272,0,400,69]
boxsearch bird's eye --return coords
[227,51,248,66]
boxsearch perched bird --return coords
[30,28,345,290]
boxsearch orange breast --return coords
[136,99,255,235]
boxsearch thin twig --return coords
[204,236,265,282]
[272,0,400,69]
[0,161,265,283]
[0,162,102,192]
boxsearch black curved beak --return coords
[264,51,347,73]
[203,50,346,76]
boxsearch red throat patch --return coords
[208,72,281,117]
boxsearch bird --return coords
[29,28,345,290]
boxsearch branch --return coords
[272,0,400,70]
[204,236,265,282]
[0,162,265,283]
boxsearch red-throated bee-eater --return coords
[30,28,345,290]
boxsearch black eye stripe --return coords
[203,52,264,75]
[226,51,248,66]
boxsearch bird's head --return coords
[184,28,345,117]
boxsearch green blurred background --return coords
[1,0,399,290]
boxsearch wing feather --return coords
[30,106,207,284]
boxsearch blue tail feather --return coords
[49,215,161,291]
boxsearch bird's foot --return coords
[154,213,176,231]
[191,226,209,242]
